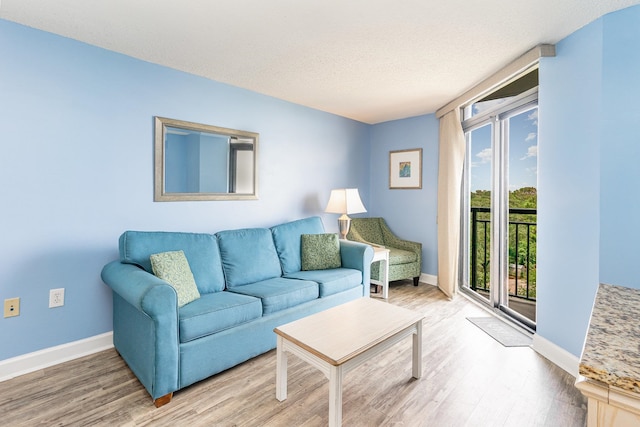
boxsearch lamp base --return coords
[337,214,351,240]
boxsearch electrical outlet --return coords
[49,288,65,308]
[4,298,20,318]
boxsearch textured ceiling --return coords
[2,0,639,124]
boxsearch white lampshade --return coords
[325,188,366,240]
[324,188,367,215]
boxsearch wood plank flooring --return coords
[0,282,586,426]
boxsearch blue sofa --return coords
[101,216,373,407]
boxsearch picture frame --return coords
[389,148,422,189]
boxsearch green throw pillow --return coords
[150,250,201,307]
[301,233,341,271]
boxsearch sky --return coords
[469,106,538,192]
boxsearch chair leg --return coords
[413,277,419,287]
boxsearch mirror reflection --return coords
[154,117,258,201]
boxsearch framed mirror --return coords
[154,117,259,201]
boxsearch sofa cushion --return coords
[216,228,283,288]
[270,216,325,274]
[119,231,225,294]
[285,268,362,297]
[178,292,262,343]
[227,277,319,314]
[301,233,342,271]
[150,250,201,307]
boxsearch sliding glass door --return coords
[461,89,538,330]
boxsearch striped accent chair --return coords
[347,218,421,287]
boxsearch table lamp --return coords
[324,188,367,239]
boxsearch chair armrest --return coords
[380,223,421,252]
[380,223,422,272]
[339,240,374,297]
[346,227,381,248]
[384,234,422,254]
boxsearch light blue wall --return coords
[538,5,640,357]
[0,20,370,360]
[368,115,439,276]
[600,7,640,287]
[537,19,602,357]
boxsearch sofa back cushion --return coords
[270,216,325,274]
[216,228,282,288]
[119,231,225,293]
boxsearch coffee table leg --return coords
[329,365,344,427]
[412,320,423,379]
[276,335,288,401]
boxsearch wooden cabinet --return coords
[576,376,640,427]
[577,283,640,427]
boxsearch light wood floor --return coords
[0,281,586,426]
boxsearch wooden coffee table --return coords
[274,298,424,426]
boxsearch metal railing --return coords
[470,207,537,301]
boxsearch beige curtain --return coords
[437,109,466,298]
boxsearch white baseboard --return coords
[420,273,437,286]
[532,333,579,377]
[0,332,113,382]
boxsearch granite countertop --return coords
[579,283,640,393]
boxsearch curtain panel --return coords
[437,110,466,298]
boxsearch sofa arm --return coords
[102,261,178,315]
[339,240,374,297]
[101,261,179,401]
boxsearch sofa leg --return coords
[154,393,173,408]
[413,277,419,287]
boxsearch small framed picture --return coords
[389,148,422,189]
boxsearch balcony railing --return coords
[470,207,537,301]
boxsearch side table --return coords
[370,246,390,299]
